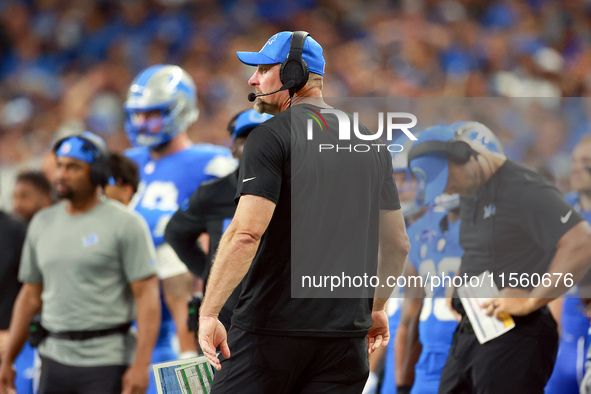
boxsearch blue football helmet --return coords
[391,133,424,218]
[124,65,199,148]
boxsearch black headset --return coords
[280,30,310,97]
[407,139,478,165]
[52,133,111,187]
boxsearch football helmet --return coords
[124,65,199,148]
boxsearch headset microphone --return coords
[247,81,295,102]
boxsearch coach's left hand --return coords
[481,288,536,319]
[199,316,230,371]
[367,309,389,355]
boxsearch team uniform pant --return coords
[438,309,558,394]
[211,326,369,394]
[411,348,451,394]
[38,355,128,394]
[544,328,588,393]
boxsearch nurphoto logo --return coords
[305,108,418,153]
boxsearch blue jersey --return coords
[380,223,422,394]
[126,144,235,247]
[408,209,462,393]
[545,192,591,394]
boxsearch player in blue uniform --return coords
[123,65,235,394]
[395,204,462,394]
[394,122,504,394]
[374,135,425,394]
[548,135,591,394]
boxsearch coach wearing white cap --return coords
[408,125,591,393]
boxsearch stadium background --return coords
[0,0,590,207]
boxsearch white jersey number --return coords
[419,257,461,322]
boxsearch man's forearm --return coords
[373,246,408,310]
[529,226,591,308]
[394,292,423,385]
[200,229,259,317]
[165,217,208,277]
[3,285,41,364]
[133,278,161,367]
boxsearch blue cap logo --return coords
[236,31,326,76]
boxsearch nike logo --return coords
[243,177,256,183]
[561,209,573,224]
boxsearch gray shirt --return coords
[19,197,156,366]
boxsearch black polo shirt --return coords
[459,160,583,288]
[0,211,27,329]
[165,171,240,329]
[231,103,400,337]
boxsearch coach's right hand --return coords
[0,361,16,394]
[198,316,230,371]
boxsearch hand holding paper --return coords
[457,271,515,344]
[481,288,537,319]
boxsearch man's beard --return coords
[253,98,266,114]
[56,188,74,200]
[253,97,278,115]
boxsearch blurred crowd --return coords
[1,0,591,208]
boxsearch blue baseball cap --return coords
[236,31,326,76]
[408,125,456,206]
[449,121,504,154]
[232,110,273,140]
[55,132,107,164]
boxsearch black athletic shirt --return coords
[231,103,400,337]
[459,160,583,287]
[0,211,27,330]
[165,171,240,329]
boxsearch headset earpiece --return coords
[445,140,474,164]
[280,31,310,96]
[52,134,111,187]
[408,139,476,165]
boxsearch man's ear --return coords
[123,184,136,206]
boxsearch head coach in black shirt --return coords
[197,31,410,393]
[408,124,591,393]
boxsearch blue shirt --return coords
[408,209,462,353]
[126,144,235,248]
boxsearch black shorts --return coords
[211,326,369,394]
[438,308,559,394]
[38,355,128,394]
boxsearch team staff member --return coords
[198,31,409,393]
[165,109,271,330]
[0,132,160,394]
[408,125,591,393]
[9,171,53,394]
[395,122,505,394]
[0,208,31,394]
[12,171,53,223]
[0,209,26,361]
